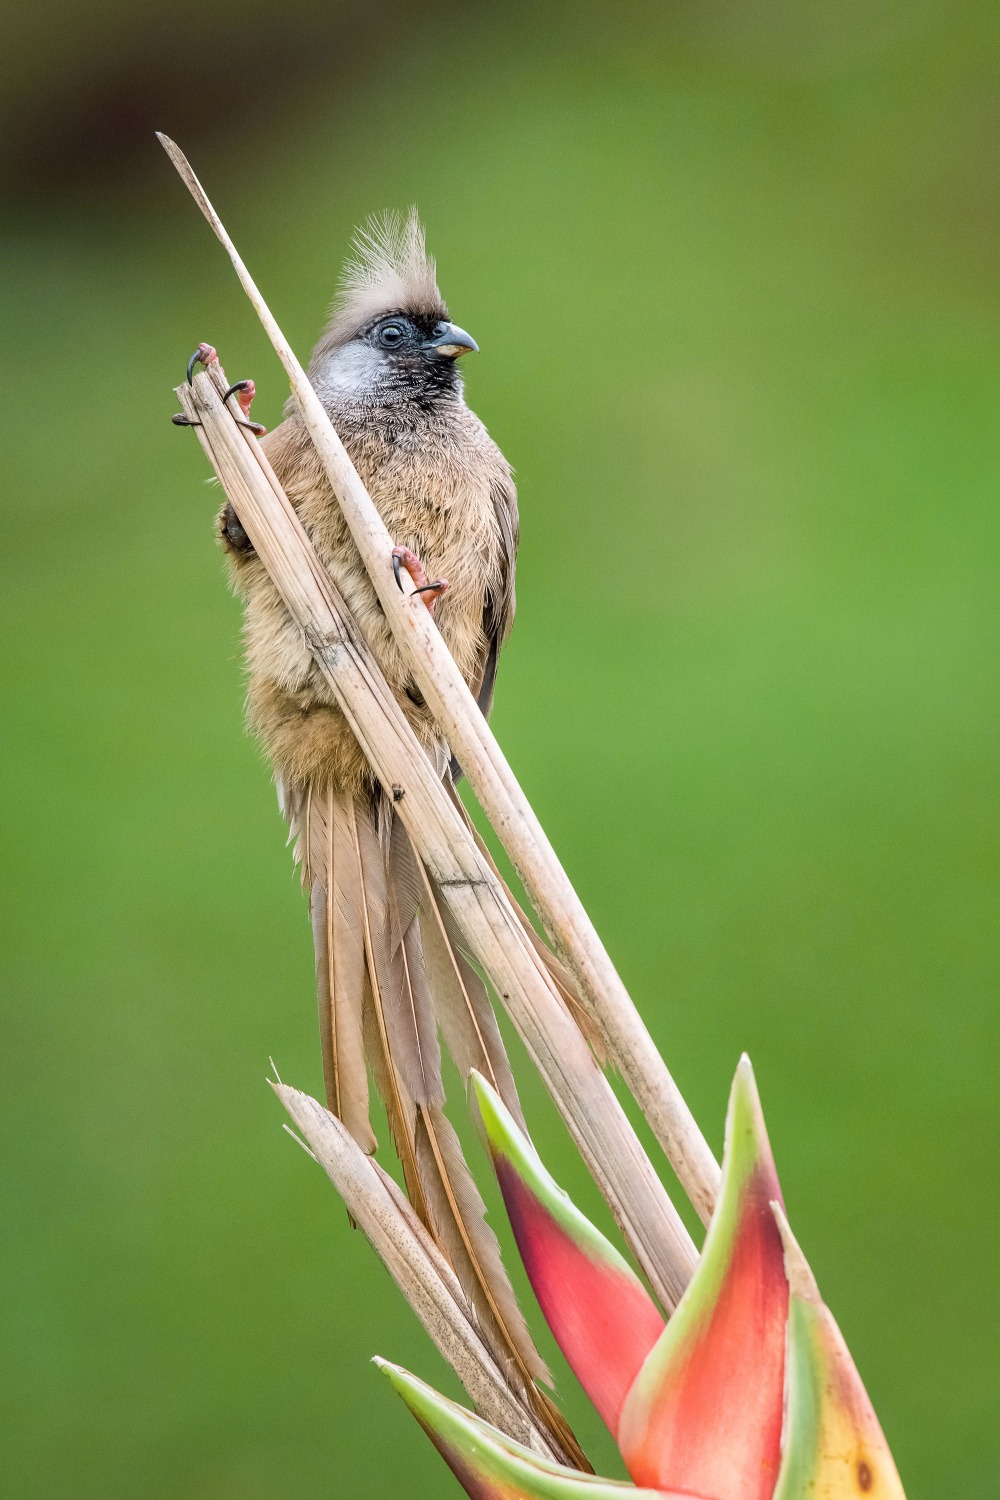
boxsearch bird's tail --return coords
[282,777,590,1465]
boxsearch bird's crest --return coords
[317,208,447,354]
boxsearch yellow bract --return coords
[772,1209,907,1500]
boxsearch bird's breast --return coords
[295,423,502,693]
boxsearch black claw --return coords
[412,580,447,595]
[172,413,201,426]
[393,552,403,591]
[222,382,265,434]
[186,347,205,385]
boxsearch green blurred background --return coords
[2,2,998,1495]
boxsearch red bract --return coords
[474,1071,664,1436]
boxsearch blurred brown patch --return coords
[0,0,446,195]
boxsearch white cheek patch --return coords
[317,341,386,396]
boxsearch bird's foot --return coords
[232,379,256,420]
[222,378,267,435]
[175,345,268,435]
[173,343,221,426]
[392,546,450,613]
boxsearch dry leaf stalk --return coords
[275,1083,559,1456]
[179,367,696,1311]
[158,133,720,1227]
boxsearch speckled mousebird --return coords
[210,213,589,1459]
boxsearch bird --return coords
[213,210,590,1465]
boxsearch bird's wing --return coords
[475,473,519,721]
[490,470,519,643]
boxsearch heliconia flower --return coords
[375,1358,696,1500]
[471,1069,665,1437]
[770,1206,907,1500]
[377,1056,907,1500]
[616,1056,789,1500]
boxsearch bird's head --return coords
[308,209,477,412]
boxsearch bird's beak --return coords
[428,322,479,359]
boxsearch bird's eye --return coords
[378,322,406,348]
[432,322,449,338]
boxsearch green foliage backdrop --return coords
[2,4,998,1496]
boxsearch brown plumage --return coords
[225,211,517,797]
[218,211,589,1444]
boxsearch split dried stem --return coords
[179,367,696,1311]
[158,133,721,1226]
[274,1083,558,1456]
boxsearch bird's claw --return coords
[187,342,219,384]
[175,349,267,434]
[392,546,450,613]
[223,379,256,418]
[222,379,267,435]
[174,343,220,426]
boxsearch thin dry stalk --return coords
[275,1083,557,1457]
[158,134,721,1226]
[180,367,696,1312]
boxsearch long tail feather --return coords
[285,782,374,1150]
[374,1156,581,1466]
[415,1104,591,1472]
[386,816,585,1467]
[352,795,430,1225]
[286,782,588,1470]
[360,805,444,1109]
[418,858,526,1132]
[416,1104,548,1386]
[382,821,547,1386]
